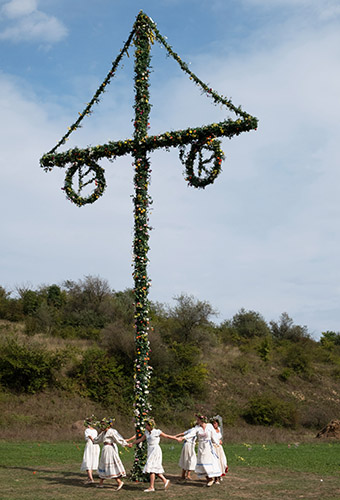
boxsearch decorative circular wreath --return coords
[64,159,106,206]
[180,139,225,188]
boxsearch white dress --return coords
[81,428,100,471]
[94,428,128,478]
[184,423,221,479]
[143,428,164,474]
[179,427,197,471]
[212,427,228,476]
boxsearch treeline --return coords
[1,276,340,429]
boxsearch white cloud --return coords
[1,0,37,18]
[0,0,67,42]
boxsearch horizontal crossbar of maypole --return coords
[40,115,257,170]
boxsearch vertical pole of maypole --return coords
[131,12,153,481]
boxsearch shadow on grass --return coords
[0,467,207,491]
[0,465,86,488]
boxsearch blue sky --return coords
[1,0,340,339]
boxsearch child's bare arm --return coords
[131,434,146,445]
[160,432,181,442]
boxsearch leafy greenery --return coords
[0,337,65,393]
[243,394,298,428]
[1,276,340,432]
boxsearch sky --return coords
[1,0,340,339]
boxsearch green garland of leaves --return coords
[63,160,106,206]
[179,138,225,188]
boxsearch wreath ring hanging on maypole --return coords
[63,159,107,207]
[180,138,225,188]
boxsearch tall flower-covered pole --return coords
[130,13,154,481]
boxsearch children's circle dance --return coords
[80,413,228,491]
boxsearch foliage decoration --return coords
[63,159,106,207]
[179,138,225,188]
[39,10,258,481]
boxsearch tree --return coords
[62,275,114,328]
[270,312,309,342]
[46,284,65,308]
[319,330,340,349]
[168,294,217,343]
[232,308,270,338]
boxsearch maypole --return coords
[40,11,258,481]
[130,14,154,480]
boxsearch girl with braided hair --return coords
[131,418,181,492]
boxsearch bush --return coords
[278,368,292,382]
[270,312,309,342]
[243,394,298,428]
[0,287,24,321]
[257,337,271,362]
[284,344,312,377]
[70,347,131,412]
[320,331,340,348]
[232,308,271,339]
[213,401,240,426]
[0,338,64,393]
[57,325,101,340]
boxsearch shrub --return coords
[22,290,42,316]
[278,368,292,382]
[320,331,340,348]
[270,312,309,342]
[243,394,298,428]
[284,344,312,377]
[70,347,131,412]
[232,308,271,339]
[0,338,64,393]
[257,337,271,362]
[215,320,239,344]
[0,287,24,321]
[24,316,40,336]
[213,401,240,426]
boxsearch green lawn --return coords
[0,441,339,500]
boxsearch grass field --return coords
[0,441,339,500]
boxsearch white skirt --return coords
[80,441,100,471]
[213,443,228,475]
[98,443,126,478]
[179,441,197,471]
[143,444,164,474]
[195,440,221,478]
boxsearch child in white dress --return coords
[176,424,197,480]
[211,415,228,483]
[80,416,100,484]
[94,418,132,491]
[131,418,180,492]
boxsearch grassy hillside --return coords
[1,310,340,442]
